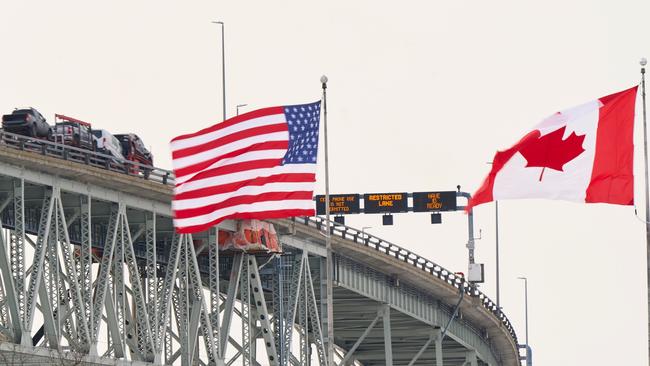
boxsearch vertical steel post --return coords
[525,278,529,359]
[467,209,475,264]
[518,277,529,348]
[212,21,226,122]
[220,23,226,122]
[209,227,221,358]
[434,330,443,366]
[382,305,393,366]
[11,178,25,339]
[80,195,93,333]
[321,74,334,366]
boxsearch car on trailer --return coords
[1,108,51,139]
[114,133,153,178]
[92,129,125,161]
[51,114,95,151]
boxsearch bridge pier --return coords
[434,329,443,366]
[465,350,478,366]
[381,304,394,366]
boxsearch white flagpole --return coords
[321,74,334,366]
[641,57,650,365]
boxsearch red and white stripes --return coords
[170,103,320,233]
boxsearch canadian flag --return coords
[468,86,639,210]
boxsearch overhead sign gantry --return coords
[315,190,459,225]
[314,189,484,283]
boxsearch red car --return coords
[115,133,153,177]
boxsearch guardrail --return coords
[290,215,519,348]
[0,130,175,186]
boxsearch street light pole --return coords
[517,276,529,359]
[236,103,248,116]
[212,21,226,122]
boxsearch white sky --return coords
[1,1,649,365]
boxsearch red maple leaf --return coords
[518,126,586,181]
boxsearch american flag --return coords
[170,101,321,234]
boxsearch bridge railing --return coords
[0,130,175,186]
[290,215,519,347]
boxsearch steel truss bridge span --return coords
[0,145,519,366]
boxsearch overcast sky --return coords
[2,1,649,365]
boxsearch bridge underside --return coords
[331,287,484,366]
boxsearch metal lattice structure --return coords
[0,138,520,366]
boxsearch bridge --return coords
[0,131,519,365]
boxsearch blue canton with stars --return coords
[281,101,321,165]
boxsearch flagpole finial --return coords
[641,58,647,74]
[321,75,328,89]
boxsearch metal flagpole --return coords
[321,74,335,366]
[495,200,500,310]
[641,57,650,365]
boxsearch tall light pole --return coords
[212,21,226,122]
[236,103,247,116]
[517,276,529,348]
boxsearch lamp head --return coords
[320,75,328,84]
[642,58,648,67]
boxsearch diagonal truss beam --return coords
[90,204,119,347]
[0,217,22,342]
[338,312,381,366]
[24,189,54,334]
[119,206,155,360]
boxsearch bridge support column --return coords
[339,311,380,365]
[381,304,393,366]
[464,350,478,366]
[434,329,443,366]
[406,328,439,366]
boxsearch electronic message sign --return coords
[315,194,361,215]
[363,193,408,214]
[412,191,457,212]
